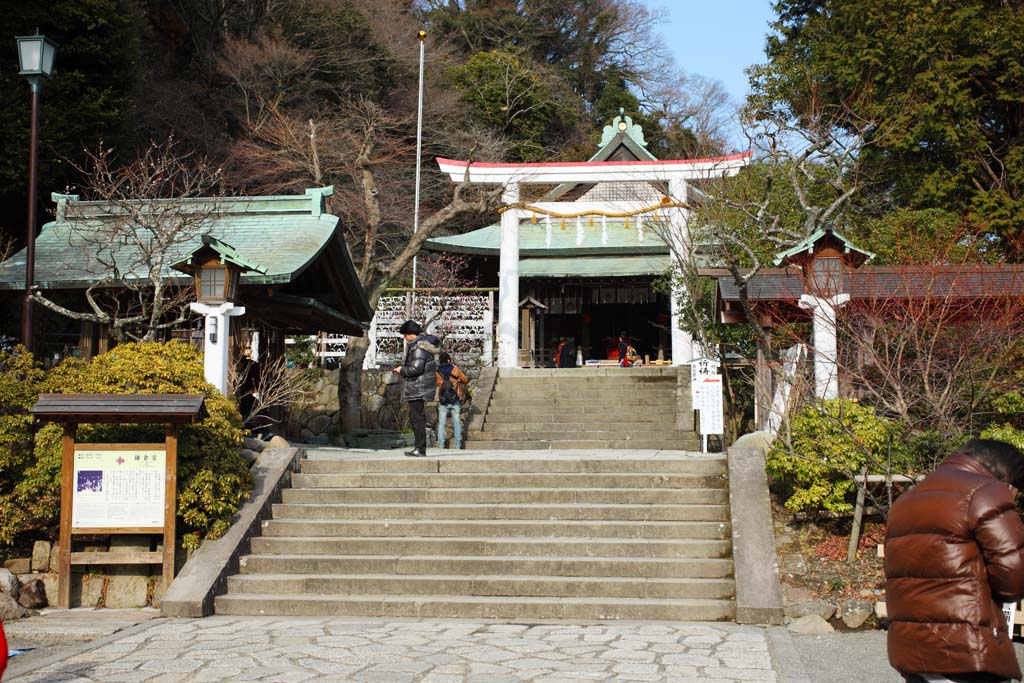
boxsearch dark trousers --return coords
[408,399,427,451]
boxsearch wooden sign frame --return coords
[31,394,205,609]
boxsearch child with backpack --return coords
[435,352,469,449]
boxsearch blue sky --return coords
[644,1,778,105]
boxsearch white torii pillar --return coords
[190,301,246,396]
[798,293,850,400]
[668,177,696,365]
[497,183,521,368]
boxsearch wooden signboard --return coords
[31,394,206,609]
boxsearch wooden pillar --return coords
[78,322,96,361]
[162,424,179,591]
[754,334,773,431]
[57,422,77,609]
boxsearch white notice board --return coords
[72,446,166,529]
[698,375,724,436]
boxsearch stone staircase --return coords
[465,367,700,450]
[214,454,735,621]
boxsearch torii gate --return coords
[436,153,751,368]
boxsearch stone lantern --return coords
[173,235,266,395]
[773,227,873,400]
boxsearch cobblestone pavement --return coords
[8,617,785,683]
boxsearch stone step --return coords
[472,430,698,443]
[271,502,729,522]
[481,412,676,425]
[490,387,677,400]
[486,395,676,407]
[483,404,677,417]
[475,422,689,435]
[260,519,731,540]
[461,438,703,450]
[249,536,732,559]
[299,457,725,475]
[493,376,677,386]
[213,593,735,621]
[238,554,735,579]
[499,368,679,378]
[290,472,724,489]
[281,486,729,505]
[226,573,736,600]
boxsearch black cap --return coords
[399,320,422,335]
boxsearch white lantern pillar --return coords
[497,183,520,369]
[668,178,696,365]
[798,293,850,400]
[191,301,247,396]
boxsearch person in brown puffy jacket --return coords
[885,438,1024,683]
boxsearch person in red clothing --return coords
[1,616,8,679]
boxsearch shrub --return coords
[0,346,46,546]
[0,341,251,550]
[767,399,906,513]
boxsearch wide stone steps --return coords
[217,455,734,621]
[226,573,736,600]
[214,593,736,620]
[471,368,695,450]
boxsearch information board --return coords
[690,358,721,405]
[698,375,725,436]
[72,445,166,529]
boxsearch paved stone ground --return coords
[8,617,787,683]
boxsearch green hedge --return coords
[0,341,251,550]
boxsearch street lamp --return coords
[16,32,58,351]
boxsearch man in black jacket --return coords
[393,320,440,457]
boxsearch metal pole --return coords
[411,30,426,291]
[22,80,40,351]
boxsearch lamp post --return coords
[411,28,425,293]
[16,32,58,351]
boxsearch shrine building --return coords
[425,111,750,368]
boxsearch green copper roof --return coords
[520,255,670,278]
[180,234,269,274]
[772,226,876,267]
[0,188,340,290]
[424,220,670,257]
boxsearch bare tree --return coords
[230,353,318,430]
[31,139,223,343]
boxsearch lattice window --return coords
[580,181,663,203]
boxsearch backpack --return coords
[438,376,459,405]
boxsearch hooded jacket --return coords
[398,334,440,402]
[885,453,1024,680]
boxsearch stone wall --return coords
[285,366,486,443]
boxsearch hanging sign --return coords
[72,445,167,529]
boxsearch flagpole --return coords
[411,29,426,296]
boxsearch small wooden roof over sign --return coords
[31,394,208,424]
[172,234,268,275]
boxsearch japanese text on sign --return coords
[72,447,166,528]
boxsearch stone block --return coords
[42,573,58,606]
[18,578,47,608]
[31,540,52,572]
[239,448,260,465]
[0,592,31,620]
[49,544,60,571]
[152,576,166,608]
[242,436,266,453]
[111,535,152,552]
[840,599,874,629]
[785,600,837,621]
[105,573,149,608]
[0,568,19,596]
[300,427,316,441]
[74,574,104,608]
[267,435,290,449]
[3,557,30,574]
[310,434,330,446]
[787,614,834,635]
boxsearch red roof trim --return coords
[436,151,752,169]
